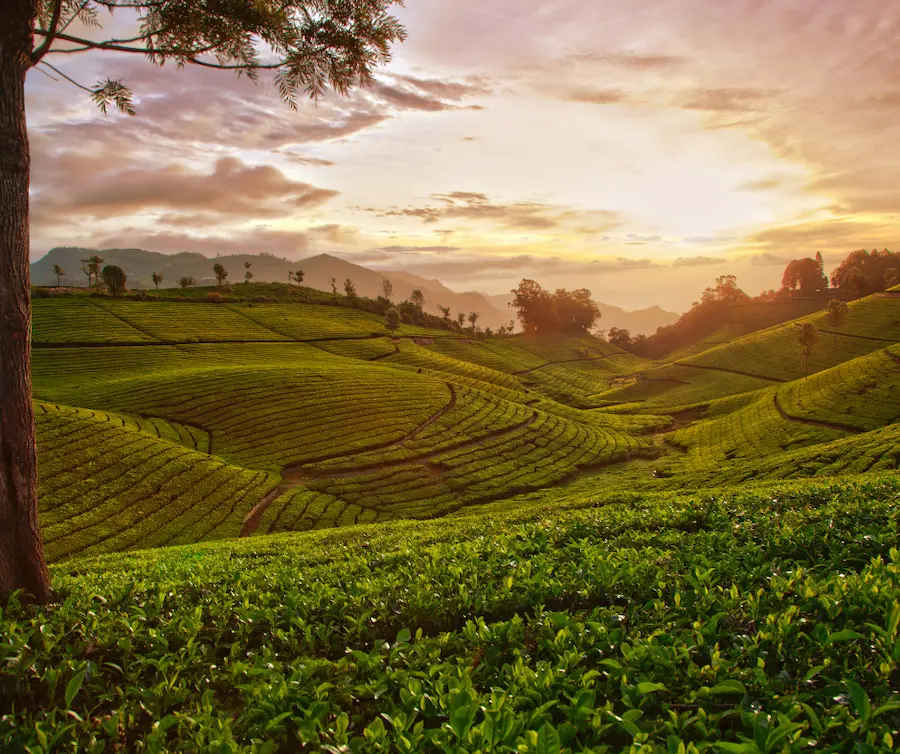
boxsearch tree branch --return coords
[31,0,64,65]
[39,61,95,94]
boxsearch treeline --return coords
[509,279,601,335]
[611,248,900,358]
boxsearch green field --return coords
[5,291,900,751]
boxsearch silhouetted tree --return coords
[330,277,338,297]
[213,263,228,287]
[797,322,819,378]
[824,299,849,349]
[288,270,294,284]
[510,279,600,335]
[438,305,451,321]
[781,257,828,293]
[410,288,425,311]
[343,278,357,300]
[467,311,480,332]
[243,261,253,284]
[831,249,900,295]
[607,327,633,350]
[293,270,304,285]
[151,272,163,290]
[381,277,393,301]
[456,312,466,329]
[52,264,64,287]
[384,307,401,333]
[80,255,104,290]
[101,265,127,297]
[179,276,196,290]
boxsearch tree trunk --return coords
[0,2,50,604]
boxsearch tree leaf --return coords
[847,681,871,723]
[65,669,85,709]
[637,681,667,695]
[536,722,561,754]
[827,630,865,643]
[708,680,746,696]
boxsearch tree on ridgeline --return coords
[243,262,254,284]
[101,265,127,297]
[824,299,849,349]
[213,264,229,288]
[343,278,357,300]
[151,272,163,290]
[781,257,828,293]
[293,270,304,285]
[330,277,338,298]
[179,276,196,290]
[509,279,600,335]
[410,289,425,312]
[381,277,393,301]
[831,249,900,295]
[607,327,633,350]
[467,311,480,333]
[1,0,408,603]
[384,307,401,333]
[797,323,819,378]
[288,270,294,284]
[52,264,64,287]
[456,312,466,329]
[81,255,104,291]
[885,268,899,289]
[438,305,451,322]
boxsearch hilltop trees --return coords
[467,312,480,333]
[831,249,900,295]
[509,279,600,335]
[1,0,409,601]
[293,270,304,285]
[781,255,828,293]
[52,264,64,287]
[825,299,849,349]
[151,272,163,290]
[797,323,819,378]
[384,307,401,333]
[101,265,127,297]
[213,264,228,288]
[179,276,196,290]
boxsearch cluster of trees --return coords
[615,275,750,357]
[781,253,828,293]
[830,249,899,295]
[509,280,601,336]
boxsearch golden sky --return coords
[25,0,900,310]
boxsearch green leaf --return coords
[64,669,85,709]
[708,680,746,696]
[827,630,865,643]
[848,681,871,723]
[873,701,900,719]
[536,722,561,754]
[395,628,411,644]
[637,681,667,695]
[715,742,762,754]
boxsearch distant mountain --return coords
[31,247,678,333]
[484,293,679,336]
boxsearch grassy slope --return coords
[2,474,899,751]
[595,291,900,411]
[31,298,661,558]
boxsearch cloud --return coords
[389,74,492,100]
[744,252,794,266]
[33,156,338,225]
[671,255,726,267]
[560,88,628,105]
[680,87,775,112]
[378,245,461,253]
[86,228,310,258]
[307,224,361,244]
[376,192,622,232]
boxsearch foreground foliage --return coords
[2,474,900,752]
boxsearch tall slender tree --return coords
[0,0,408,602]
[52,264,64,287]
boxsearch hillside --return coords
[4,289,900,751]
[31,247,680,333]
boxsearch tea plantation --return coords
[3,291,900,752]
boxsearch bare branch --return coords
[31,0,64,65]
[39,61,94,94]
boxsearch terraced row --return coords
[35,403,277,561]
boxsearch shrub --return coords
[207,292,223,304]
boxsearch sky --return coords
[25,0,900,311]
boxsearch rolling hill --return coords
[4,286,900,752]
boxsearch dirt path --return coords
[512,354,614,375]
[772,394,862,435]
[239,483,294,537]
[674,362,785,383]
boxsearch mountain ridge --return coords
[31,246,680,334]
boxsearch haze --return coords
[26,0,899,311]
